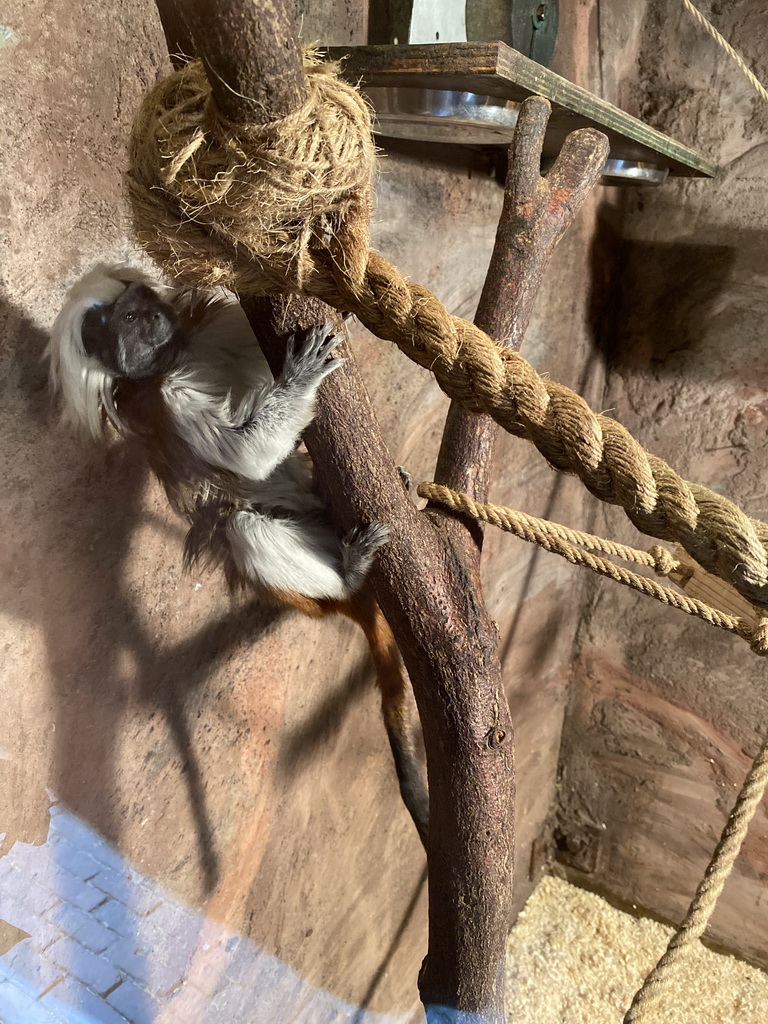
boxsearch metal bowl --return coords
[600,159,668,185]
[365,86,670,185]
[366,86,521,146]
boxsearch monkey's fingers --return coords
[303,322,340,361]
[283,323,345,385]
[316,355,346,381]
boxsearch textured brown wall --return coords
[557,0,768,968]
[0,0,607,1016]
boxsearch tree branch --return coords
[421,94,607,1014]
[433,96,608,549]
[243,294,515,1021]
[162,0,306,118]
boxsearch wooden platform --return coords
[327,42,717,178]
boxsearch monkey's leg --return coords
[226,510,428,841]
[225,509,352,600]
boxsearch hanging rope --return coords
[681,0,768,103]
[419,481,768,1021]
[623,729,768,1022]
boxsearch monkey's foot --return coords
[341,521,391,591]
[343,521,391,554]
[396,465,413,492]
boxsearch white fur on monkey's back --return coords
[48,264,386,602]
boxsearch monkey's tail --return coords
[338,591,429,848]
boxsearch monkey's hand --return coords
[182,323,345,483]
[281,324,344,391]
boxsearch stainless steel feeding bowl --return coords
[365,86,669,186]
[367,87,523,146]
[599,159,669,185]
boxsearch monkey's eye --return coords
[123,312,136,323]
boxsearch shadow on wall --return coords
[275,650,377,783]
[0,291,287,896]
[1,291,428,1022]
[588,204,748,379]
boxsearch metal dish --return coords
[367,86,521,146]
[365,86,670,185]
[600,159,668,185]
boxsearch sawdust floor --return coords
[505,876,768,1023]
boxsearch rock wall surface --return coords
[557,0,768,968]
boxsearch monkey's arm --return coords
[169,324,342,482]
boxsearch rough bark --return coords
[157,0,307,115]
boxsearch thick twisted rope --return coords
[127,57,768,609]
[681,0,768,103]
[420,482,768,1021]
[128,55,375,295]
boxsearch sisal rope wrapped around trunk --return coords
[126,56,768,609]
[128,54,375,295]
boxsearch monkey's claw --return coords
[283,322,344,387]
[342,521,391,556]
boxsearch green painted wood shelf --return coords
[327,42,717,178]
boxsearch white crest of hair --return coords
[47,263,166,438]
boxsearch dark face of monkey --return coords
[81,282,183,379]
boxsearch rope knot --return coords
[648,545,680,579]
[127,53,376,294]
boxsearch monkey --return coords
[48,264,428,846]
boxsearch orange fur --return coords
[275,587,415,740]
[273,588,407,714]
